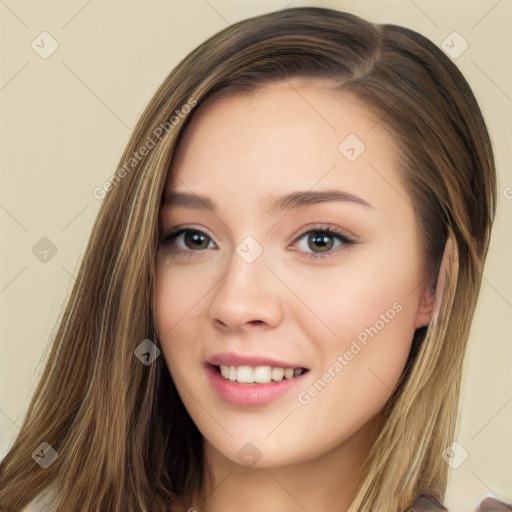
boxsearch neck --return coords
[196,417,380,512]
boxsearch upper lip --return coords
[207,352,307,369]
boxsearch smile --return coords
[206,362,310,406]
[218,365,307,384]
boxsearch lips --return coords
[207,352,307,369]
[207,353,308,384]
[205,352,310,406]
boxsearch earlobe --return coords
[414,275,436,329]
[414,236,455,329]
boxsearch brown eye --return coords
[182,231,211,250]
[162,229,216,251]
[307,232,335,252]
[293,226,354,260]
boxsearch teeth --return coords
[236,366,254,384]
[220,365,230,379]
[218,365,305,384]
[254,366,271,384]
[271,367,284,382]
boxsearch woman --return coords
[0,6,498,512]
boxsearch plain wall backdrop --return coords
[1,0,511,509]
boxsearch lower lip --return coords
[206,365,308,407]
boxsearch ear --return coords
[414,236,454,329]
[414,274,436,329]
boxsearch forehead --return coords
[165,81,405,214]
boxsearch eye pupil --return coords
[185,231,209,249]
[308,232,333,252]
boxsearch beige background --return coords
[1,0,511,509]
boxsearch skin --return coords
[155,80,435,512]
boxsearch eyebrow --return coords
[163,189,373,215]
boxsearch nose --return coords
[207,252,284,332]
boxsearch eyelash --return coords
[161,225,354,261]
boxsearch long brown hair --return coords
[0,7,495,511]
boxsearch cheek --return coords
[156,259,204,325]
[155,251,227,335]
[287,251,421,410]
[154,261,209,375]
[290,291,417,455]
[280,248,421,354]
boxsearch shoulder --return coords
[22,486,58,512]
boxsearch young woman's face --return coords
[155,81,434,468]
